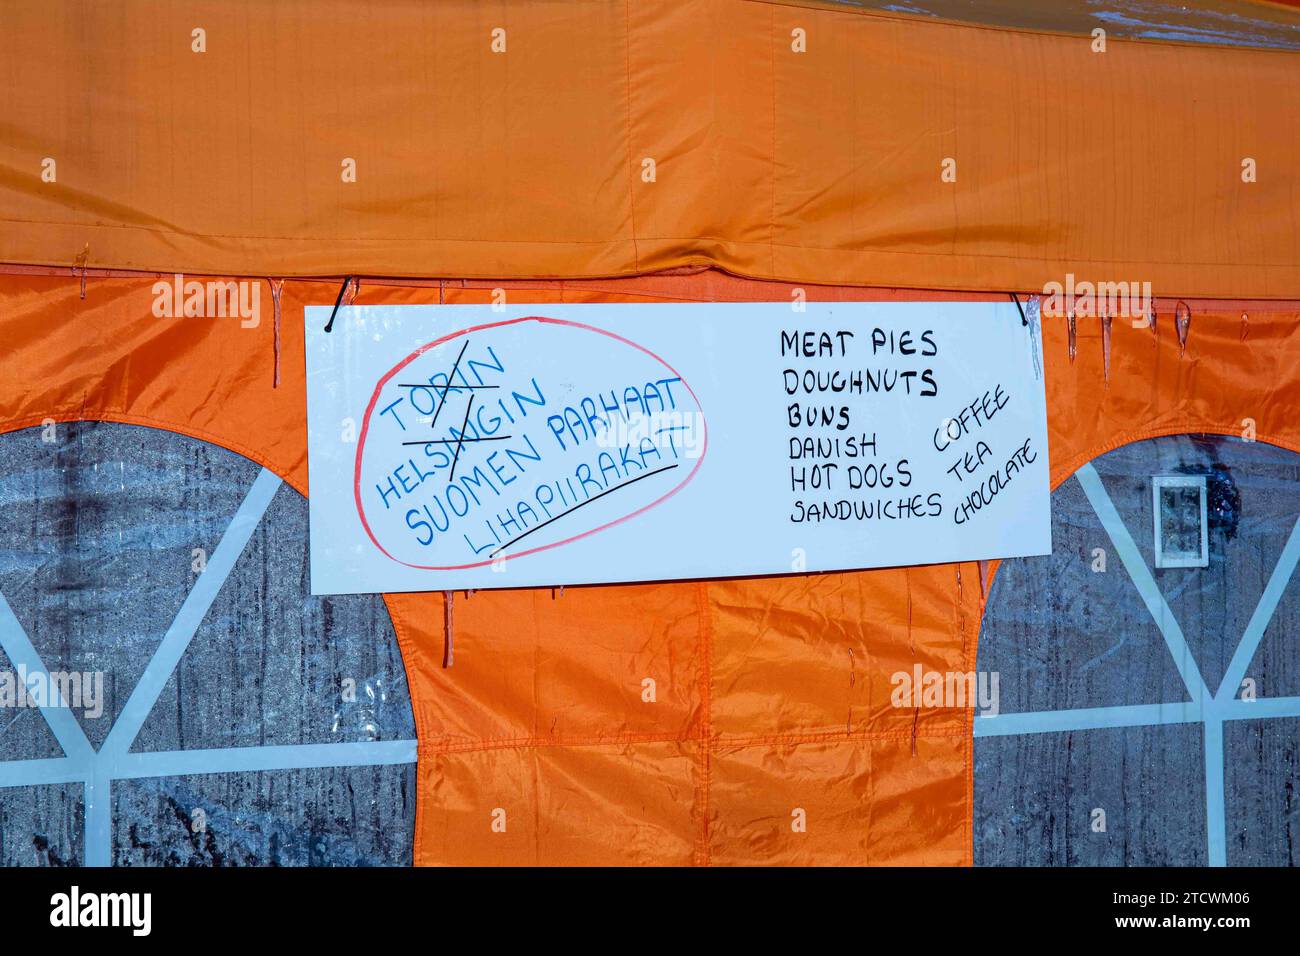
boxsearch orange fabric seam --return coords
[620,0,640,272]
[961,562,975,867]
[10,224,1300,270]
[411,724,969,757]
[696,580,713,866]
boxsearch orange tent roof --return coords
[3,0,1298,297]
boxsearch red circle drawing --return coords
[353,316,709,570]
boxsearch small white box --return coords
[1152,475,1209,569]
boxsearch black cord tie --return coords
[323,275,355,333]
[1009,292,1027,326]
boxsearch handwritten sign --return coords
[305,302,1050,594]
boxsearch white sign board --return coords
[305,302,1050,594]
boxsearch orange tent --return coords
[1,0,1297,865]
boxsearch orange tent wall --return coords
[1,270,1296,863]
[3,1,1299,297]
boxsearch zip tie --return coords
[1009,292,1027,326]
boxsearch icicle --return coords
[1175,300,1191,356]
[73,245,89,299]
[269,279,285,388]
[443,590,454,667]
[1240,311,1249,341]
[1025,295,1043,380]
[1101,308,1113,384]
[1067,310,1077,363]
[977,559,991,601]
